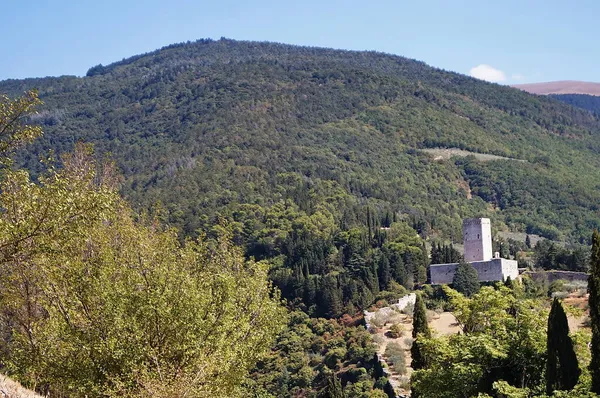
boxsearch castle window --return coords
[477,234,480,239]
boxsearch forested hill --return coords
[551,93,600,115]
[2,38,600,244]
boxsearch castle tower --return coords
[463,218,492,262]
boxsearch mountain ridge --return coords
[1,38,599,242]
[513,80,600,96]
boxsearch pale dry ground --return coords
[0,375,44,398]
[428,311,461,335]
[421,148,524,163]
[372,310,460,396]
[375,313,413,394]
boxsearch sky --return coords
[3,0,599,84]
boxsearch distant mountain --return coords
[513,80,600,96]
[1,38,600,243]
[550,93,600,114]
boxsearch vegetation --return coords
[247,311,387,397]
[0,93,285,397]
[1,39,600,249]
[589,230,600,394]
[546,298,580,394]
[534,240,590,272]
[411,293,430,370]
[3,39,600,397]
[411,285,548,397]
[452,262,480,297]
[551,94,600,115]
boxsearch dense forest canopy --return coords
[1,38,599,245]
[551,93,600,115]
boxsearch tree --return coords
[322,373,345,398]
[546,298,580,394]
[504,275,514,289]
[411,286,547,397]
[411,293,430,370]
[0,93,285,397]
[589,229,600,394]
[452,262,480,297]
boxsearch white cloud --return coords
[469,64,507,82]
[511,73,525,81]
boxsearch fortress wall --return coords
[430,263,459,284]
[430,258,518,284]
[501,259,519,280]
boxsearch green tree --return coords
[452,262,480,297]
[322,373,345,398]
[547,298,580,394]
[411,286,547,397]
[504,275,514,289]
[411,293,431,370]
[589,229,600,394]
[0,93,285,397]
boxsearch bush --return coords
[324,347,348,369]
[384,342,406,374]
[386,323,405,339]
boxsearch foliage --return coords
[589,230,600,394]
[0,92,285,397]
[411,286,547,397]
[547,298,580,394]
[386,323,404,339]
[551,94,600,115]
[384,342,406,375]
[534,240,590,272]
[0,90,42,162]
[411,293,430,370]
[1,39,600,250]
[247,311,386,397]
[452,262,480,297]
[430,243,462,264]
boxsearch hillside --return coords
[513,80,600,95]
[551,93,600,114]
[1,38,600,245]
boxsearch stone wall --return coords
[429,263,459,284]
[430,258,518,284]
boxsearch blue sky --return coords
[2,0,599,83]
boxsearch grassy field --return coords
[421,148,526,162]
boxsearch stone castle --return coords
[429,218,519,284]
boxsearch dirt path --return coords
[367,303,462,397]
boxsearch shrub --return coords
[386,323,405,339]
[384,342,406,374]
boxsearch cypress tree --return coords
[546,298,580,394]
[589,229,600,393]
[411,293,431,370]
[323,373,345,398]
[378,253,391,291]
[452,262,480,297]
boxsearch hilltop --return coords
[513,80,600,96]
[1,38,600,243]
